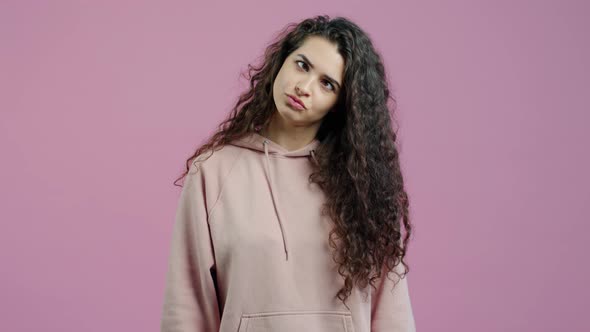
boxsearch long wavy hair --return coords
[173,15,413,307]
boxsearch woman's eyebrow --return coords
[296,54,341,90]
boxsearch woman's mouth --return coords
[286,94,306,110]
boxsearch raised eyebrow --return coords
[296,54,341,90]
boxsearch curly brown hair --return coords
[173,15,413,307]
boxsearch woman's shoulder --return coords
[189,143,244,175]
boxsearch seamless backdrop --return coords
[1,1,588,331]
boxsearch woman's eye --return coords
[296,60,308,70]
[295,60,335,92]
[323,81,334,91]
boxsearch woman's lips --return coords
[286,94,306,110]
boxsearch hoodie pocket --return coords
[237,310,355,332]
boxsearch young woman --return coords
[161,15,416,332]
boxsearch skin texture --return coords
[262,36,344,151]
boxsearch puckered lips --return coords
[286,93,306,110]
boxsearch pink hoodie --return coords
[160,131,416,332]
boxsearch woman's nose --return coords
[296,79,312,95]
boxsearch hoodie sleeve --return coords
[371,261,416,332]
[160,162,221,332]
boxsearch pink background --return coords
[1,1,588,331]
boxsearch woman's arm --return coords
[371,261,416,332]
[160,163,221,332]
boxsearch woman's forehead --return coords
[293,37,344,84]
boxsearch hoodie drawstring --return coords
[262,139,318,261]
[262,139,290,261]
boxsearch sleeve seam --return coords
[206,147,245,225]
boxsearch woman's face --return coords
[272,36,344,131]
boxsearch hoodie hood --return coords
[229,131,320,157]
[228,131,320,261]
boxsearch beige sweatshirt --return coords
[160,131,416,332]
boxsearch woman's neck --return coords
[260,115,319,152]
